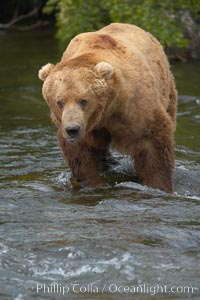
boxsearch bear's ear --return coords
[38,63,55,81]
[95,61,113,80]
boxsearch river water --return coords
[0,29,200,300]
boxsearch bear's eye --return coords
[57,99,64,109]
[78,99,88,107]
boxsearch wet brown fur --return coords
[39,23,177,193]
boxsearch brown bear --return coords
[39,23,177,193]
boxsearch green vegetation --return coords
[44,0,200,47]
[0,0,200,51]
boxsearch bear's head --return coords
[38,58,115,144]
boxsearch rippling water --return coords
[0,30,200,300]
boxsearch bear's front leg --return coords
[133,111,174,193]
[57,130,108,188]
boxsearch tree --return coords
[44,0,200,48]
[0,0,48,30]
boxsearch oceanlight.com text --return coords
[33,283,197,296]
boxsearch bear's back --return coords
[101,23,164,58]
[62,23,167,66]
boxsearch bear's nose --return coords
[65,125,80,138]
